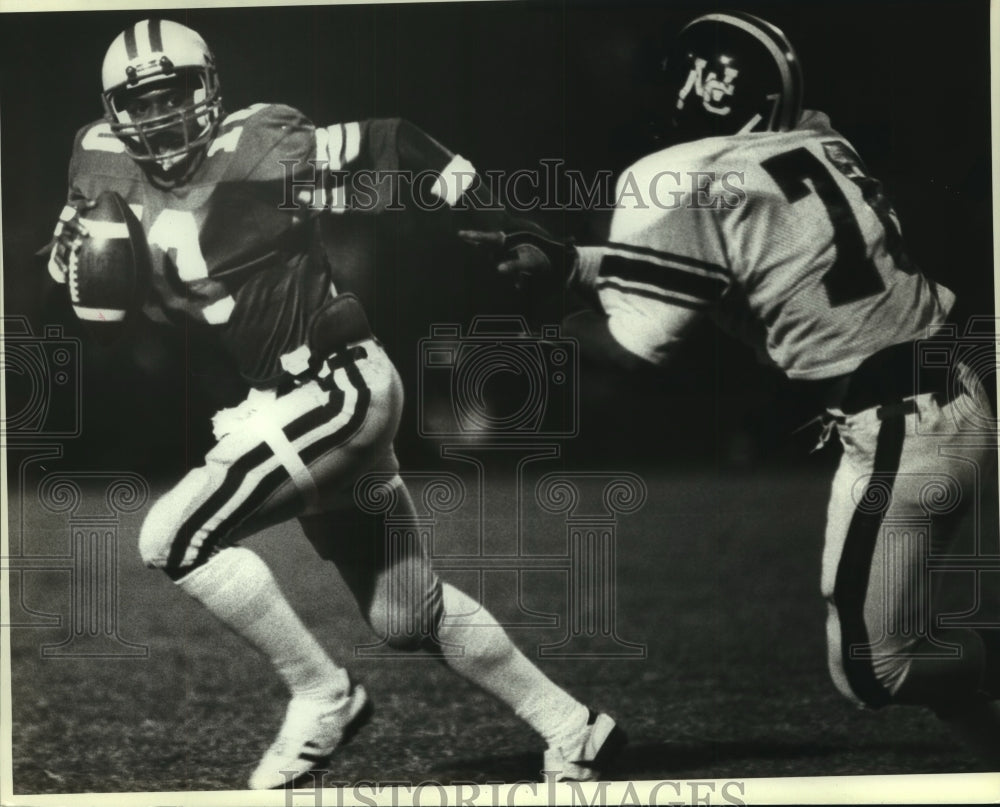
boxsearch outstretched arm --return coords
[560,308,652,372]
[313,118,548,235]
[458,232,717,370]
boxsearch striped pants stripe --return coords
[139,340,403,578]
[822,363,994,708]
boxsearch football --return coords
[68,190,150,338]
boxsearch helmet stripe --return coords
[136,19,152,56]
[724,12,804,130]
[123,24,138,59]
[149,18,163,53]
[697,12,802,130]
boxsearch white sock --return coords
[177,547,348,700]
[436,582,589,747]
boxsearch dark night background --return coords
[1,0,994,480]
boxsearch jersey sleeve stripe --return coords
[315,125,330,166]
[343,122,361,166]
[597,279,710,310]
[600,254,728,301]
[431,154,477,206]
[320,124,345,170]
[605,241,728,275]
[320,122,362,170]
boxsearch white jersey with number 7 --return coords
[576,110,954,379]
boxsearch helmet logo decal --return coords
[676,57,739,116]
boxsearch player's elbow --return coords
[562,309,660,373]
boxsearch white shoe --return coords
[542,711,627,782]
[248,684,372,790]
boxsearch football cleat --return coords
[542,711,627,782]
[247,684,372,790]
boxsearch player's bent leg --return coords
[821,383,1000,761]
[301,476,625,781]
[301,477,440,653]
[435,580,626,781]
[140,466,349,706]
[820,405,907,709]
[887,377,1000,761]
[140,340,401,576]
[245,344,401,789]
[168,545,366,790]
[139,340,400,788]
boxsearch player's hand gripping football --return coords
[46,199,97,284]
[458,229,576,290]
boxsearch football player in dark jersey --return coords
[47,18,624,789]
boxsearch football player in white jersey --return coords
[46,18,625,789]
[463,11,999,761]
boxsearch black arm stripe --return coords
[600,254,728,301]
[605,241,728,275]
[596,279,709,311]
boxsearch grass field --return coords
[7,464,1000,794]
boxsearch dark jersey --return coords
[65,105,466,387]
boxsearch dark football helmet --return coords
[660,11,803,143]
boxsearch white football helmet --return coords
[101,19,222,167]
